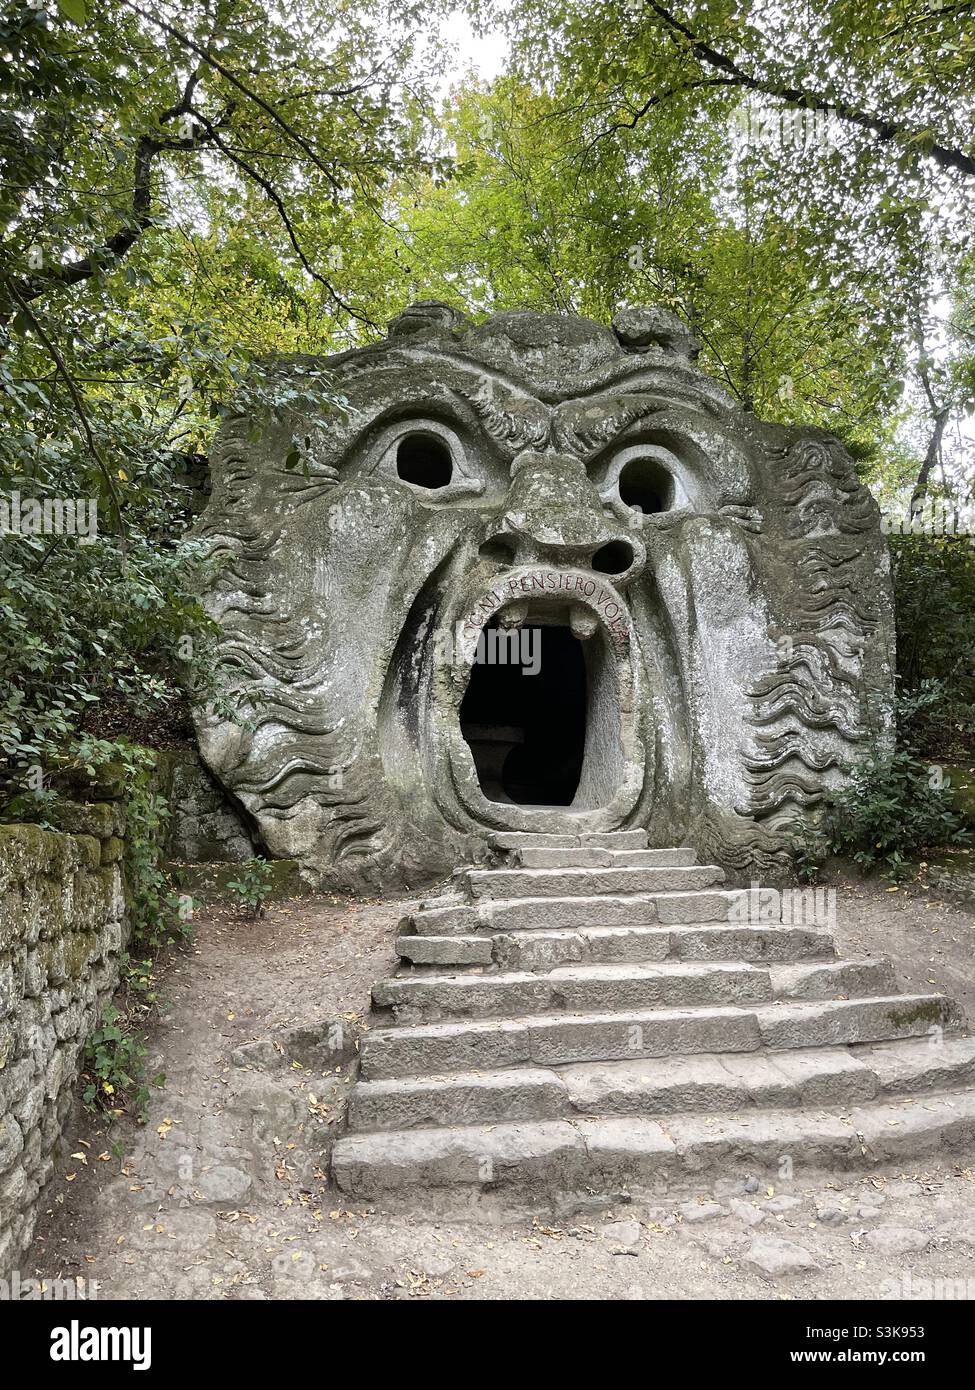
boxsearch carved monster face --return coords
[195,302,895,890]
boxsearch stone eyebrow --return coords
[551,398,668,458]
[450,380,553,456]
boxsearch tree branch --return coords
[2,275,126,535]
[116,0,344,194]
[911,331,950,514]
[189,109,377,327]
[9,69,213,306]
[644,1,975,177]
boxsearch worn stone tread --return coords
[511,847,697,869]
[332,1088,975,1192]
[359,992,960,1078]
[755,993,962,1049]
[853,1036,975,1093]
[349,1068,568,1131]
[396,923,837,969]
[374,961,771,1019]
[348,1035,975,1132]
[408,888,757,935]
[465,864,724,900]
[490,831,649,850]
[373,958,895,1021]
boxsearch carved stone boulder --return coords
[193,301,895,890]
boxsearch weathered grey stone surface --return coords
[349,1069,568,1131]
[864,1226,932,1256]
[742,1236,822,1279]
[0,818,129,1274]
[194,301,895,891]
[856,1037,975,1093]
[154,749,256,863]
[464,864,724,898]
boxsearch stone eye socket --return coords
[396,432,454,489]
[617,456,674,515]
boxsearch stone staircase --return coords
[331,832,975,1198]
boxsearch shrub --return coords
[81,1002,164,1123]
[226,858,275,918]
[794,748,970,882]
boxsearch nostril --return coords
[480,535,518,565]
[591,539,635,575]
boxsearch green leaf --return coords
[58,0,88,23]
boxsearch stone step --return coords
[375,962,768,1019]
[332,1087,975,1194]
[407,889,753,936]
[559,1048,880,1116]
[854,1036,975,1093]
[346,1038,975,1132]
[465,864,724,900]
[769,958,897,1001]
[490,830,649,850]
[397,935,496,966]
[509,847,697,869]
[373,959,895,1022]
[349,1068,569,1131]
[758,995,962,1050]
[358,993,961,1079]
[396,923,836,969]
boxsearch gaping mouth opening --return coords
[458,601,622,811]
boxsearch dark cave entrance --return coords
[459,624,588,806]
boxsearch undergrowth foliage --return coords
[82,999,164,1124]
[226,857,275,919]
[794,687,971,883]
[890,536,975,760]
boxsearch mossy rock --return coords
[54,761,133,801]
[51,801,116,840]
[0,824,104,946]
[62,931,99,980]
[165,859,311,904]
[99,836,124,865]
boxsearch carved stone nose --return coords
[482,450,645,585]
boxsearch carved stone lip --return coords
[438,565,646,832]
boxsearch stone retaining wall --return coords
[0,804,127,1275]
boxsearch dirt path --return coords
[24,881,975,1300]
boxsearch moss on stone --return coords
[62,932,98,980]
[75,836,101,871]
[165,858,310,903]
[99,836,124,865]
[884,998,947,1029]
[52,801,115,840]
[0,822,57,865]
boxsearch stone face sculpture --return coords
[193,301,895,890]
